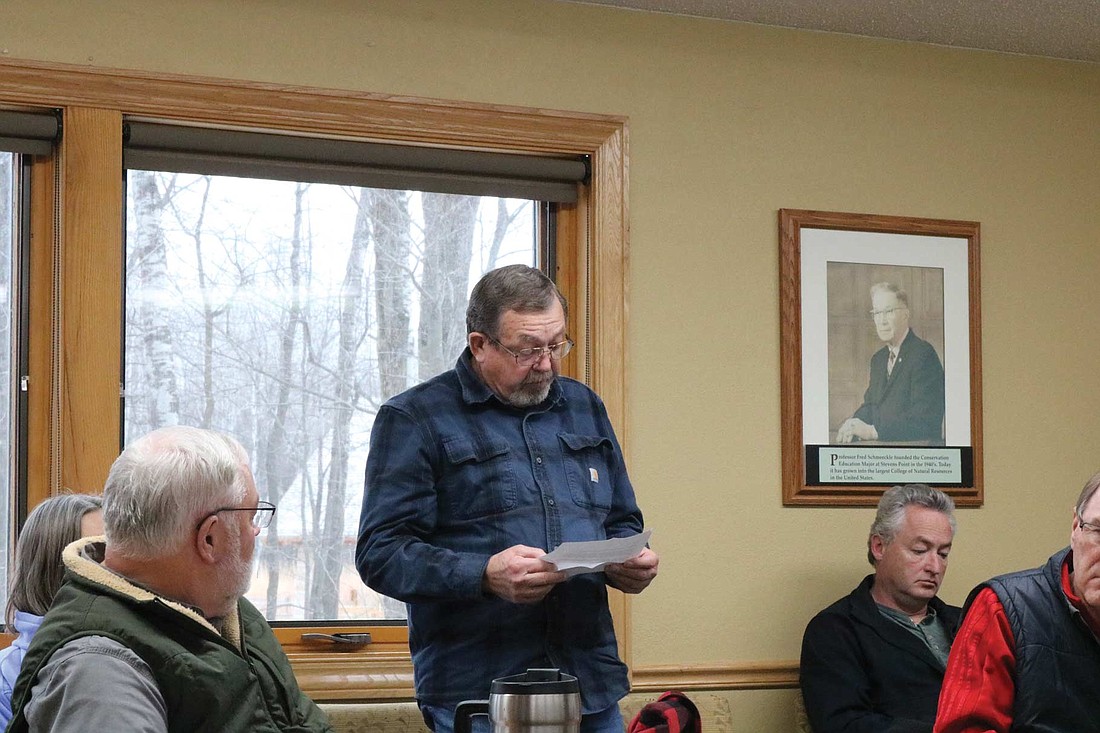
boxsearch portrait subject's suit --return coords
[852,329,945,444]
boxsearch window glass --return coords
[0,152,13,606]
[124,171,536,622]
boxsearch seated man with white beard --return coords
[7,426,331,733]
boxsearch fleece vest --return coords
[974,548,1100,733]
[8,562,330,732]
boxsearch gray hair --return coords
[1075,471,1100,518]
[104,426,250,558]
[466,264,568,338]
[867,483,956,565]
[6,493,103,626]
[870,281,909,308]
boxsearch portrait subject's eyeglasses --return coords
[488,336,575,367]
[196,500,277,531]
[869,307,906,319]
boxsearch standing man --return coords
[801,484,960,733]
[837,282,945,444]
[935,472,1100,732]
[357,265,658,733]
[8,425,331,732]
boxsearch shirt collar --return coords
[876,600,938,626]
[456,347,496,405]
[454,347,564,409]
[1062,550,1100,638]
[77,539,222,630]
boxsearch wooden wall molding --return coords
[0,57,625,155]
[298,659,801,702]
[632,661,800,693]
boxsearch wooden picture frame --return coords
[779,209,982,507]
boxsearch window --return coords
[0,108,59,618]
[0,152,16,603]
[3,62,626,698]
[124,171,539,622]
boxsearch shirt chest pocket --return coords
[440,436,518,520]
[558,433,614,510]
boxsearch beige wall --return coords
[5,0,1100,728]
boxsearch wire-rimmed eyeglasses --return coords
[488,336,574,367]
[869,306,906,319]
[197,500,277,531]
[1078,517,1100,543]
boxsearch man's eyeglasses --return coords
[488,336,574,367]
[197,500,277,531]
[869,307,906,319]
[1079,517,1100,543]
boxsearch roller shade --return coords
[0,110,60,155]
[123,122,588,203]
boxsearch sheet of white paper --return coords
[541,530,652,578]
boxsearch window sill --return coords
[278,624,415,702]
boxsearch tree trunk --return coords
[372,189,411,400]
[129,170,181,431]
[260,183,307,618]
[182,177,218,429]
[307,187,370,619]
[419,194,477,380]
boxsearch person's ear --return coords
[194,514,221,565]
[469,332,490,362]
[870,534,887,563]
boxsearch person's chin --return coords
[509,381,552,407]
[912,582,939,597]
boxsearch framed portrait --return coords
[779,209,982,507]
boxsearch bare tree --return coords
[372,189,412,400]
[128,170,182,430]
[257,183,309,617]
[486,198,525,271]
[419,194,477,379]
[166,177,219,428]
[307,188,370,619]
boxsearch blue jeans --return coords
[421,701,624,733]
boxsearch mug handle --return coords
[454,700,490,733]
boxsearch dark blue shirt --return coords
[356,350,644,713]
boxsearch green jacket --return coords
[9,539,331,732]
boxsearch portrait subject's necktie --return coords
[887,350,897,376]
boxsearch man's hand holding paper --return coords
[541,530,658,593]
[605,546,659,594]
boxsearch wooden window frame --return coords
[1,57,628,700]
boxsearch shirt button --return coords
[536,457,543,464]
[547,498,555,506]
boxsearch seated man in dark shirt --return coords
[800,484,960,733]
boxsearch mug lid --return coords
[491,668,580,695]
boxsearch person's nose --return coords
[927,554,945,575]
[252,524,262,537]
[531,349,553,369]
